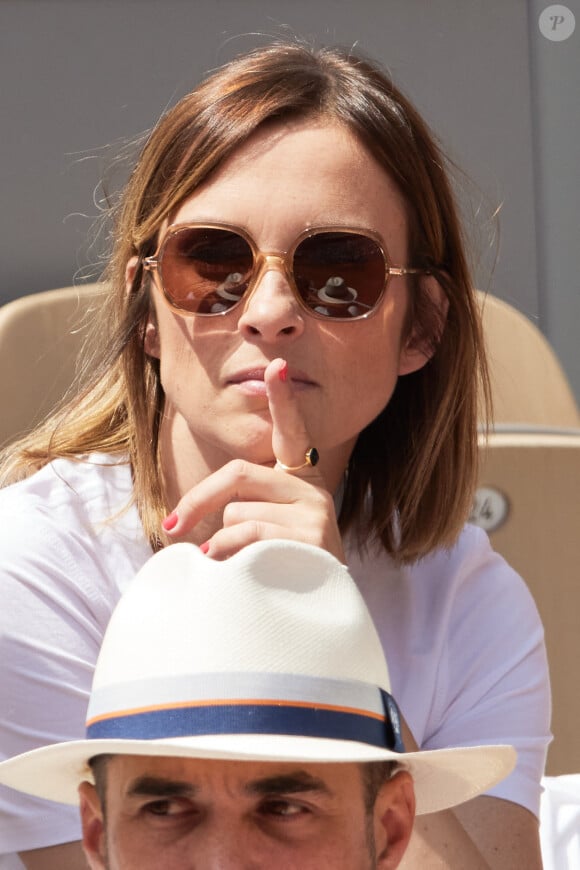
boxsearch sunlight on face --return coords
[143,121,424,490]
[80,755,414,870]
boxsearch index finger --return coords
[264,358,321,477]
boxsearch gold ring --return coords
[275,447,319,473]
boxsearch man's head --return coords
[0,540,515,869]
[81,754,413,869]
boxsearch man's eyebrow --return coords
[125,770,333,799]
[126,776,197,798]
[245,771,332,797]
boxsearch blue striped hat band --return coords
[86,672,405,753]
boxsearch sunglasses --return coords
[143,223,428,321]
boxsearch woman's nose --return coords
[237,257,305,343]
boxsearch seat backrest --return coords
[473,430,580,775]
[0,284,103,448]
[477,292,580,427]
[475,294,580,773]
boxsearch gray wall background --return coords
[1,0,578,399]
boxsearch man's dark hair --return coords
[361,760,398,813]
[89,753,112,808]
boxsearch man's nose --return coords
[189,823,263,870]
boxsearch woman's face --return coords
[144,120,430,484]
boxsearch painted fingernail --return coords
[162,511,179,532]
[278,361,288,382]
[200,541,210,554]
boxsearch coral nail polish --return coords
[200,541,210,554]
[162,512,178,532]
[279,361,288,382]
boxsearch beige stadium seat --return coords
[477,292,580,428]
[473,293,580,774]
[473,429,580,775]
[0,284,103,447]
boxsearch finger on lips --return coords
[265,358,319,474]
[162,357,323,540]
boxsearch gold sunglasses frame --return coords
[143,222,428,321]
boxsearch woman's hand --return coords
[162,358,346,563]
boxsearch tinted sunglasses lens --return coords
[159,227,254,314]
[293,232,386,319]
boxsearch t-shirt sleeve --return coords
[421,526,551,817]
[0,505,113,854]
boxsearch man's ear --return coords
[79,781,107,870]
[373,769,416,869]
[398,274,448,376]
[126,254,161,359]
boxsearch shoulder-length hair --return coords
[0,42,489,562]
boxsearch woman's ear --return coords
[78,781,107,870]
[373,770,416,869]
[126,255,161,359]
[144,316,160,359]
[398,274,449,376]
[125,255,140,296]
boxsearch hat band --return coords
[86,693,403,751]
[85,673,404,752]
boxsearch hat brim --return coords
[0,734,515,815]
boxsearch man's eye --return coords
[143,798,190,817]
[260,799,308,818]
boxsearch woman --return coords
[0,43,549,868]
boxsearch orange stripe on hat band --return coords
[85,692,405,752]
[86,696,386,729]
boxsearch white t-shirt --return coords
[0,455,551,866]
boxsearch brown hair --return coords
[0,42,489,561]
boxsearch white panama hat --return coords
[0,540,515,815]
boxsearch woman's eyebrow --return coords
[127,775,197,798]
[245,771,332,797]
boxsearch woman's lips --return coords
[226,367,316,395]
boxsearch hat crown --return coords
[0,539,517,816]
[90,541,390,705]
